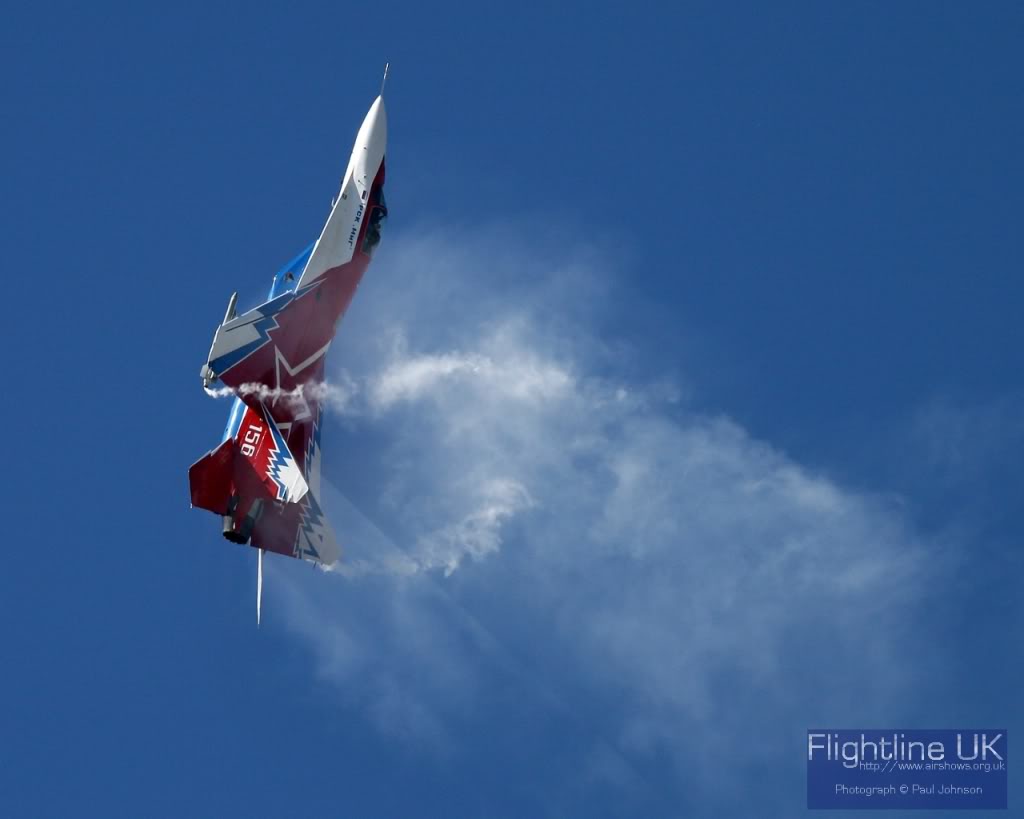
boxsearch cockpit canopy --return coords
[362,188,387,256]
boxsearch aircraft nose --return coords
[370,96,387,146]
[358,95,387,151]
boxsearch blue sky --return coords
[2,2,1021,816]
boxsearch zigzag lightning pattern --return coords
[262,407,296,501]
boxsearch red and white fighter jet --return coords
[189,76,388,621]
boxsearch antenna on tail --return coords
[257,548,263,626]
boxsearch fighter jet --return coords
[189,74,388,622]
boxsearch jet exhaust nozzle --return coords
[222,515,248,544]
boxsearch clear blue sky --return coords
[2,2,1021,816]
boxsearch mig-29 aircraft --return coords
[189,76,388,622]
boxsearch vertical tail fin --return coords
[188,402,308,516]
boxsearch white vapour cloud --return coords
[269,225,946,809]
[368,332,575,411]
[413,476,534,576]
